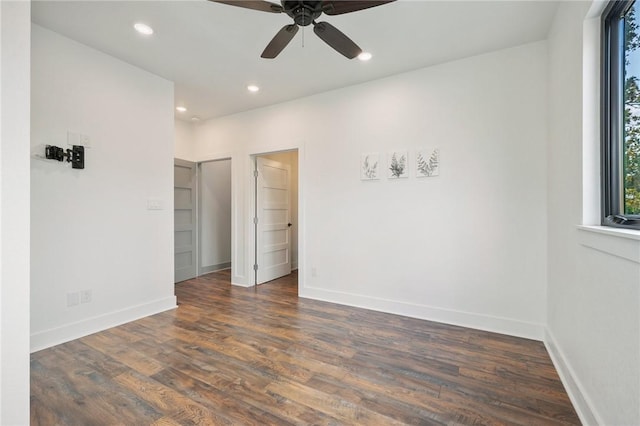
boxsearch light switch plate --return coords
[67,292,79,307]
[147,199,163,210]
[67,131,91,148]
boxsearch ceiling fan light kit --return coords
[210,0,395,59]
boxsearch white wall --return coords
[0,1,31,423]
[184,41,549,338]
[546,2,640,425]
[30,25,176,351]
[262,151,298,270]
[175,119,195,161]
[200,159,232,272]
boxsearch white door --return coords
[174,159,197,282]
[256,157,291,284]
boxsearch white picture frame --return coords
[388,150,408,179]
[360,153,380,180]
[416,147,440,177]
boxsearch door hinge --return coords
[253,264,258,271]
[253,217,258,225]
[253,170,259,178]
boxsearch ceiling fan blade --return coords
[321,0,395,15]
[313,21,362,59]
[209,0,283,13]
[261,24,299,58]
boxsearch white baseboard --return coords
[299,286,544,340]
[30,296,177,353]
[544,328,602,426]
[199,262,231,275]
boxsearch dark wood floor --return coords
[31,270,580,425]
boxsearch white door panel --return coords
[256,157,291,284]
[174,159,197,282]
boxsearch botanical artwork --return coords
[360,153,380,180]
[388,151,408,178]
[416,147,440,177]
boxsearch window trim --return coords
[601,0,640,229]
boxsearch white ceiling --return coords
[32,0,559,122]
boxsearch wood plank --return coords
[31,356,163,425]
[265,379,406,425]
[113,370,232,425]
[151,367,292,426]
[82,331,166,376]
[30,395,65,426]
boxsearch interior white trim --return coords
[195,151,234,163]
[231,281,254,288]
[243,144,305,289]
[299,286,544,340]
[577,226,640,263]
[578,225,640,241]
[30,296,177,353]
[544,328,602,426]
[200,262,231,275]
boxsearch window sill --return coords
[577,225,640,240]
[577,225,640,264]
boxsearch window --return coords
[602,0,640,229]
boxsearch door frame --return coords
[197,158,232,276]
[194,150,238,284]
[249,149,300,287]
[193,143,304,291]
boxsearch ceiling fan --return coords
[210,0,395,59]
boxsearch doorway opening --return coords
[198,159,232,275]
[174,158,232,283]
[253,150,299,286]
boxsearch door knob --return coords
[288,223,292,227]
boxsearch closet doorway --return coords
[198,159,232,275]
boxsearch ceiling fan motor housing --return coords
[283,0,322,26]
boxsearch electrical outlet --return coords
[80,290,92,304]
[67,292,80,307]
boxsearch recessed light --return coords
[247,85,260,93]
[134,22,154,36]
[358,52,372,61]
[176,106,187,113]
[191,116,200,122]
